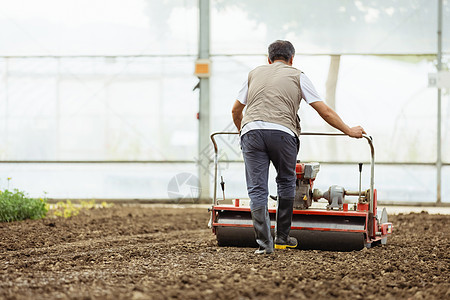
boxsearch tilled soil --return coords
[0,205,449,300]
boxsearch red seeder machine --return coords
[209,132,393,251]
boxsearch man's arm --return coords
[231,100,246,131]
[310,101,366,138]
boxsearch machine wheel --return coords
[380,208,388,245]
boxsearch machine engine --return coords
[294,162,320,209]
[294,162,354,210]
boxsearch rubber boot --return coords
[274,197,298,249]
[251,207,274,255]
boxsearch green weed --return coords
[0,189,48,222]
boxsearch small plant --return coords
[53,200,80,218]
[52,199,113,218]
[100,201,113,208]
[80,199,96,210]
[0,189,48,222]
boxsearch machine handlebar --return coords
[210,132,375,215]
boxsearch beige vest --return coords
[241,62,302,136]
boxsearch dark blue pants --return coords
[241,129,299,210]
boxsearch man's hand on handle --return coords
[347,126,366,138]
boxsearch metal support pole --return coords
[198,0,211,201]
[437,0,443,204]
[4,58,9,156]
[56,58,61,160]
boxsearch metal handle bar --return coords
[210,132,375,214]
[210,132,239,205]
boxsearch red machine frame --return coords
[209,132,392,251]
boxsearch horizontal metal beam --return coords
[211,160,449,166]
[0,160,195,164]
[0,53,446,59]
[210,53,443,57]
[0,54,197,59]
[0,160,449,166]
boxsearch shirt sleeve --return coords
[300,73,322,104]
[236,80,248,105]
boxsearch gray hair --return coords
[268,40,295,63]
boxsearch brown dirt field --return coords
[0,206,449,300]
